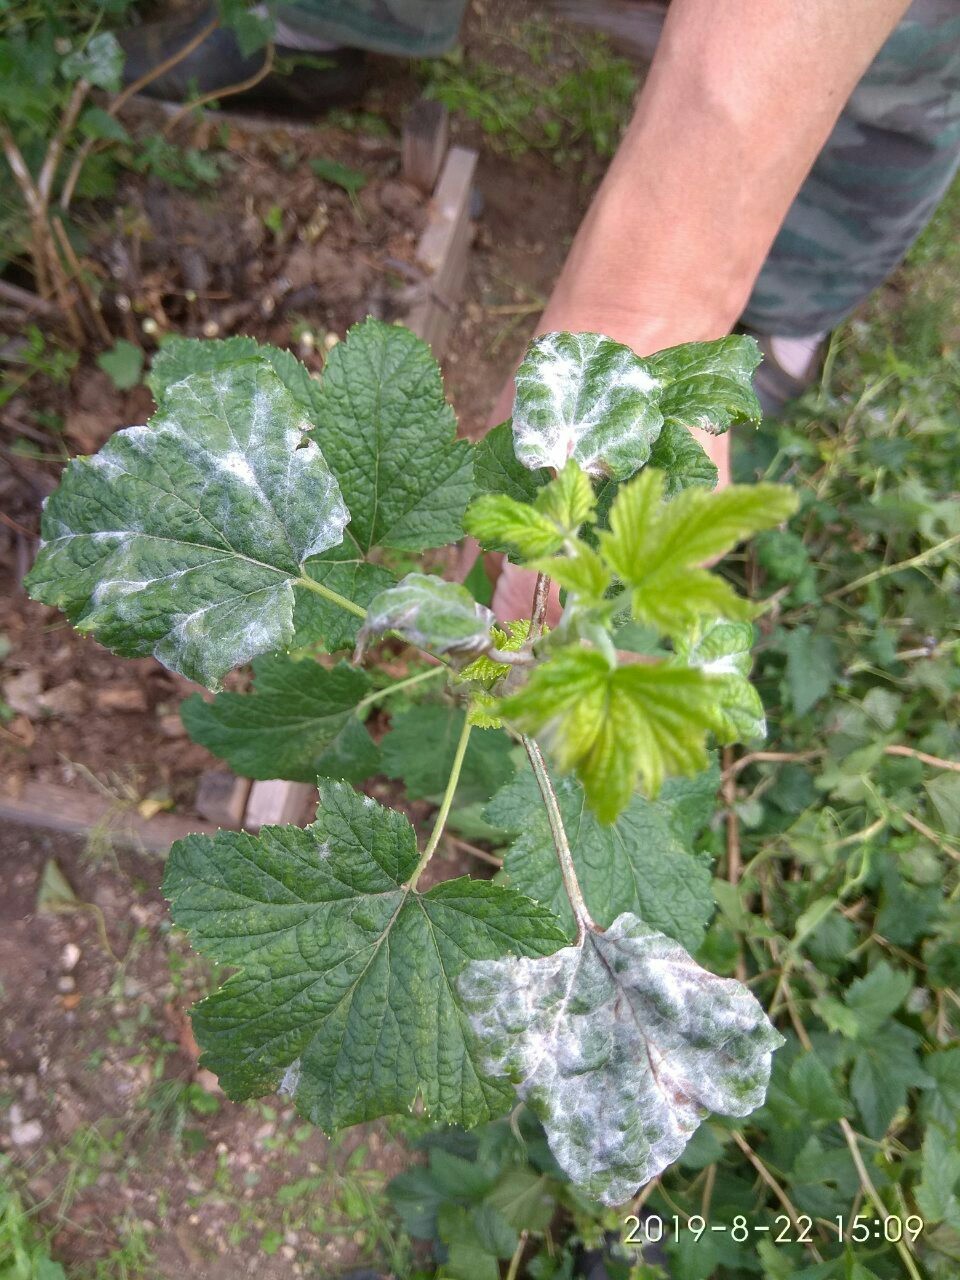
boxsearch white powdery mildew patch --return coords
[460,912,782,1206]
[359,573,495,663]
[279,1058,302,1097]
[32,362,350,687]
[512,333,663,480]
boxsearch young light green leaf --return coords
[164,781,567,1130]
[24,363,348,688]
[534,460,597,532]
[464,494,567,559]
[309,318,473,552]
[466,460,597,560]
[488,769,714,947]
[181,656,380,783]
[531,543,611,604]
[460,913,782,1205]
[500,648,724,819]
[293,546,395,652]
[512,332,663,480]
[359,573,495,664]
[599,469,797,637]
[647,421,719,496]
[648,336,762,436]
[380,704,514,805]
[676,619,766,741]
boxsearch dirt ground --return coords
[0,820,418,1277]
[0,4,604,1274]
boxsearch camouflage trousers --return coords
[742,0,960,336]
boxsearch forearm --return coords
[538,0,912,352]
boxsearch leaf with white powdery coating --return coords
[294,545,395,652]
[677,619,766,741]
[648,336,762,436]
[181,656,380,783]
[512,332,663,480]
[148,336,320,414]
[359,573,495,664]
[164,781,567,1130]
[488,770,714,948]
[460,912,782,1205]
[24,363,348,688]
[308,319,474,552]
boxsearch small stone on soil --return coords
[94,686,149,713]
[61,942,81,971]
[10,1119,43,1146]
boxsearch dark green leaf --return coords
[381,704,514,805]
[309,318,473,552]
[181,656,379,783]
[647,335,762,435]
[164,781,567,1129]
[487,769,714,948]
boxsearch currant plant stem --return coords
[355,665,444,712]
[296,572,368,618]
[523,735,594,943]
[407,713,473,890]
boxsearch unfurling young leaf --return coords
[598,468,797,637]
[164,781,567,1130]
[648,335,762,435]
[359,573,495,664]
[512,332,663,479]
[460,912,782,1205]
[24,362,348,688]
[488,769,714,948]
[181,656,380,783]
[500,647,723,819]
[466,460,597,559]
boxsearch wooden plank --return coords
[405,145,478,359]
[244,779,317,830]
[402,98,449,194]
[0,780,220,853]
[194,769,252,828]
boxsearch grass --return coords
[419,18,637,163]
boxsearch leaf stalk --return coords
[296,572,368,619]
[407,712,473,889]
[522,735,594,943]
[355,664,445,712]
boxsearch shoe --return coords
[118,5,367,112]
[743,329,827,418]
